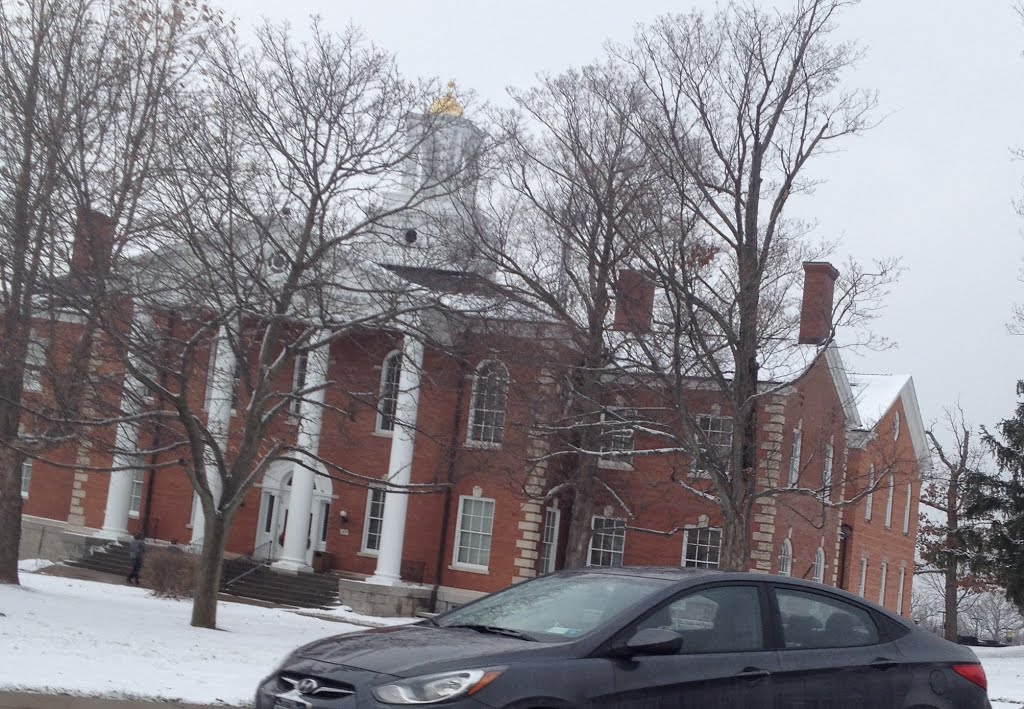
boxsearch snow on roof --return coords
[847,373,910,429]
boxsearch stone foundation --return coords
[338,578,486,617]
[19,515,95,562]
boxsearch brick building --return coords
[17,107,929,617]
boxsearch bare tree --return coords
[466,61,674,567]
[605,0,895,569]
[0,0,216,585]
[920,406,996,641]
[961,590,1024,643]
[101,20,480,628]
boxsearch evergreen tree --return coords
[978,381,1024,615]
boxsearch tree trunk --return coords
[0,443,25,585]
[191,509,230,629]
[944,459,960,642]
[719,504,752,571]
[564,475,597,568]
[943,553,959,642]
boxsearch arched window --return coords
[467,360,509,446]
[779,538,793,577]
[377,350,402,433]
[812,546,826,583]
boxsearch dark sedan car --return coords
[257,567,990,709]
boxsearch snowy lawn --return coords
[974,645,1024,709]
[0,567,366,705]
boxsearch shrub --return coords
[141,547,198,599]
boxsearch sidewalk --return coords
[0,693,246,709]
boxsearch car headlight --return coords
[373,669,504,704]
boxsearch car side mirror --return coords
[616,628,683,657]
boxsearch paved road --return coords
[0,693,247,709]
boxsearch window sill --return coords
[21,493,29,500]
[449,563,490,575]
[357,550,380,559]
[464,440,502,450]
[598,459,633,471]
[371,429,395,439]
[129,512,140,520]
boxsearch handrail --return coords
[222,539,274,588]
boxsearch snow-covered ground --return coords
[975,645,1024,709]
[1,564,1022,707]
[0,565,364,705]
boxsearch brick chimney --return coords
[613,269,654,333]
[71,207,115,279]
[798,261,840,345]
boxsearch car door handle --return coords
[870,658,898,671]
[736,667,771,681]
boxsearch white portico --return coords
[255,458,334,566]
[272,331,331,573]
[97,307,153,540]
[190,324,237,546]
[367,328,424,586]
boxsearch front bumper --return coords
[255,663,495,709]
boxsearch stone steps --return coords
[66,539,340,609]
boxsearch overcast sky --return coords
[216,0,1024,436]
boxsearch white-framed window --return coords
[20,459,32,499]
[811,546,825,583]
[23,336,47,392]
[128,469,144,517]
[865,465,875,520]
[588,516,625,567]
[693,414,733,477]
[896,566,906,614]
[361,488,386,554]
[788,425,802,487]
[453,496,495,570]
[467,360,508,446]
[893,411,901,441]
[903,482,913,535]
[884,472,895,528]
[376,350,402,433]
[682,526,721,568]
[878,561,888,606]
[858,557,868,597]
[822,442,834,503]
[778,538,793,576]
[267,250,289,275]
[538,506,561,574]
[290,353,308,416]
[599,407,636,469]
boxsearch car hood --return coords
[295,624,545,675]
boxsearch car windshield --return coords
[436,572,671,641]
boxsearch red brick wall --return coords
[768,356,846,584]
[841,399,920,617]
[31,310,922,609]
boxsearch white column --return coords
[98,308,151,540]
[369,332,424,586]
[273,333,330,573]
[190,326,236,545]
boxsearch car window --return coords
[437,572,673,641]
[774,587,879,649]
[636,585,763,653]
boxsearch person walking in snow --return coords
[126,532,146,585]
